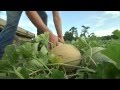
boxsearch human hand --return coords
[49,33,59,49]
[58,37,65,44]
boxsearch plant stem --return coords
[13,67,24,79]
[89,56,97,67]
[29,69,43,76]
[35,58,52,74]
[47,63,82,68]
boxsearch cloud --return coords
[94,17,106,28]
[94,27,118,37]
[1,11,119,37]
[86,16,107,29]
[104,11,120,18]
[0,11,6,20]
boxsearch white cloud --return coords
[94,27,118,37]
[1,11,119,37]
[94,17,106,28]
[0,11,6,20]
[86,16,107,30]
[104,11,120,18]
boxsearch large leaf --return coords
[25,59,43,70]
[2,44,19,65]
[35,32,49,47]
[20,68,29,79]
[32,43,39,57]
[0,60,13,72]
[101,41,120,69]
[40,45,48,55]
[36,73,49,79]
[91,62,120,79]
[50,69,65,79]
[13,67,24,79]
[83,47,105,58]
[74,37,89,53]
[17,42,34,58]
[17,42,39,59]
[92,52,116,64]
[82,47,107,68]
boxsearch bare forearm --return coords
[53,11,63,38]
[26,11,52,34]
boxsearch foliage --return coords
[0,31,120,79]
[112,29,120,38]
[64,31,74,41]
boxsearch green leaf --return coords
[17,42,39,59]
[0,74,15,79]
[83,47,105,58]
[74,37,89,51]
[36,73,49,79]
[101,41,120,69]
[17,42,33,58]
[20,68,29,79]
[82,47,105,67]
[92,62,120,79]
[25,59,43,70]
[32,43,39,57]
[35,32,49,47]
[40,45,48,55]
[13,67,24,79]
[2,44,19,65]
[50,69,65,79]
[92,52,116,64]
[0,60,13,72]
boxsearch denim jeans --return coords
[0,11,23,59]
[0,11,48,59]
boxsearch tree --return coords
[88,33,95,37]
[80,25,90,37]
[64,26,79,41]
[64,31,74,41]
[88,33,97,40]
[112,29,120,38]
[69,27,78,38]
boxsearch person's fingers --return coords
[58,38,64,43]
[58,38,62,42]
[56,41,59,46]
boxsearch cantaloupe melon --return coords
[50,43,81,72]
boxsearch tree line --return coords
[64,25,120,41]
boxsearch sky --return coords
[0,11,120,37]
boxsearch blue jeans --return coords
[0,11,48,59]
[0,11,23,59]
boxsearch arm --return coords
[52,11,64,43]
[26,11,51,33]
[25,11,59,46]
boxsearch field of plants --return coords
[0,29,120,79]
